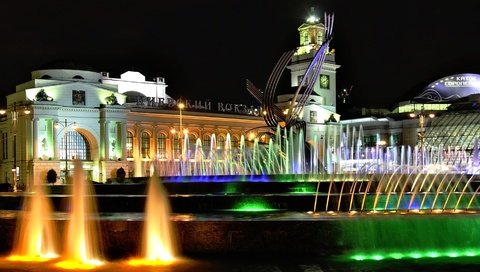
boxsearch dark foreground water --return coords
[2,210,480,271]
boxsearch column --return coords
[153,125,158,160]
[134,125,142,176]
[136,126,142,159]
[104,120,110,160]
[120,122,127,160]
[32,117,38,160]
[167,124,174,160]
[54,119,60,160]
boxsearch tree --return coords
[116,167,126,183]
[47,169,57,184]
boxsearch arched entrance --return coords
[59,128,98,182]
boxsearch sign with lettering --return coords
[415,73,480,102]
[133,96,261,116]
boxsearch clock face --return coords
[320,74,330,89]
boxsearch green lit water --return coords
[360,193,480,211]
[339,214,480,261]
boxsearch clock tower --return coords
[287,9,340,114]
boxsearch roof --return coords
[414,73,480,103]
[37,60,98,72]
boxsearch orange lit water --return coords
[129,175,178,266]
[57,160,103,269]
[9,184,58,261]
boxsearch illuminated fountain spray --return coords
[148,124,480,178]
[8,185,58,262]
[154,129,309,177]
[129,174,177,266]
[56,160,103,269]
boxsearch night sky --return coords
[1,0,480,108]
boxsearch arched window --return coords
[202,134,211,154]
[187,133,196,154]
[40,74,52,79]
[172,134,180,159]
[317,33,323,43]
[217,135,225,150]
[302,31,309,45]
[231,136,239,150]
[126,131,133,158]
[141,132,150,158]
[157,133,167,159]
[72,75,84,79]
[60,130,91,160]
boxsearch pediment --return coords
[26,82,126,107]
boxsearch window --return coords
[390,134,401,146]
[187,133,197,159]
[126,132,133,158]
[316,33,323,43]
[141,132,150,158]
[363,135,377,147]
[202,134,211,154]
[72,75,84,80]
[60,131,90,160]
[173,134,180,159]
[217,135,225,150]
[157,133,167,159]
[310,111,318,123]
[231,136,239,150]
[302,31,309,45]
[72,90,85,105]
[216,135,225,158]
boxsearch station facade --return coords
[0,68,269,188]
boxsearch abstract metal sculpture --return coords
[247,12,334,134]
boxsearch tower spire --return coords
[307,7,320,24]
[296,7,325,55]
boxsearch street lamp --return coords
[0,103,30,192]
[409,106,435,150]
[409,105,435,165]
[55,119,77,182]
[178,100,185,160]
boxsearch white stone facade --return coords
[0,68,264,190]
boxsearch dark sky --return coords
[1,0,480,108]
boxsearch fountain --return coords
[128,174,178,266]
[5,160,104,269]
[5,159,181,270]
[147,124,480,263]
[55,160,103,269]
[2,121,480,269]
[7,184,58,262]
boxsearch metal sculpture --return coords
[247,12,334,134]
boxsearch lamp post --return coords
[178,100,185,160]
[55,119,77,182]
[409,105,435,166]
[12,108,17,192]
[0,103,30,192]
